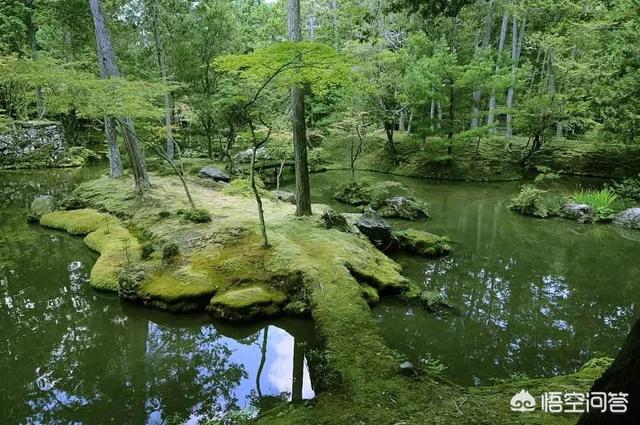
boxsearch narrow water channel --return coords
[290,170,640,386]
[0,167,316,424]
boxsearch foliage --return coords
[162,242,180,261]
[509,185,550,218]
[613,175,640,202]
[183,208,212,224]
[570,188,620,219]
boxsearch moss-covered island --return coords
[37,173,610,425]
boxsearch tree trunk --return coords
[578,317,640,425]
[506,13,526,139]
[150,0,175,161]
[384,122,398,163]
[488,6,509,130]
[330,0,338,48]
[471,0,494,130]
[89,0,149,190]
[25,0,45,119]
[250,143,269,248]
[288,0,312,216]
[119,118,151,193]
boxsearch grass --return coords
[570,188,620,219]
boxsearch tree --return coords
[88,0,150,191]
[287,0,312,216]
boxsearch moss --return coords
[183,208,211,223]
[509,185,551,218]
[222,177,270,198]
[334,181,371,205]
[40,209,114,235]
[138,267,217,305]
[40,209,140,291]
[208,285,287,320]
[162,242,180,260]
[393,229,452,257]
[359,283,380,305]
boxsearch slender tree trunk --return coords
[89,0,149,191]
[150,0,175,160]
[430,98,436,131]
[488,6,509,130]
[25,0,45,119]
[288,0,312,216]
[506,13,526,139]
[471,0,494,129]
[330,0,338,48]
[250,143,269,248]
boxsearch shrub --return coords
[158,210,172,218]
[508,185,550,218]
[183,208,211,223]
[162,242,180,260]
[369,181,414,208]
[570,188,620,219]
[334,181,370,205]
[141,243,154,260]
[613,175,640,202]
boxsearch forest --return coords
[1,0,639,424]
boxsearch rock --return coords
[393,229,451,257]
[419,290,456,313]
[29,195,55,221]
[355,207,394,250]
[561,203,595,223]
[198,167,230,182]
[335,181,370,205]
[399,361,417,376]
[377,197,430,220]
[613,208,640,230]
[1,121,73,169]
[272,190,296,204]
[234,147,269,163]
[321,209,349,232]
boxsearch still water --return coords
[293,170,640,386]
[0,167,315,424]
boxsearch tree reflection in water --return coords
[0,168,316,425]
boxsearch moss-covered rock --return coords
[208,285,287,320]
[334,181,370,205]
[393,229,451,257]
[377,196,429,220]
[509,185,551,218]
[40,208,113,235]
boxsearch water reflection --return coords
[298,171,640,386]
[1,168,315,424]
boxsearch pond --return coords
[288,170,640,386]
[0,166,316,424]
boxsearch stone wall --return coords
[0,121,80,169]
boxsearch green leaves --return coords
[0,55,167,119]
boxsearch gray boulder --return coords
[613,208,640,230]
[234,147,269,163]
[29,195,55,222]
[355,207,394,250]
[198,167,230,182]
[377,196,429,220]
[561,203,595,223]
[272,190,296,204]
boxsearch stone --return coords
[561,203,595,223]
[377,196,430,220]
[613,208,640,230]
[393,229,451,257]
[272,190,296,204]
[321,209,349,232]
[355,207,394,250]
[29,195,55,221]
[1,121,70,169]
[399,361,417,376]
[234,147,269,163]
[198,167,230,182]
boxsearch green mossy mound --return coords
[40,209,140,291]
[208,285,287,320]
[394,229,452,257]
